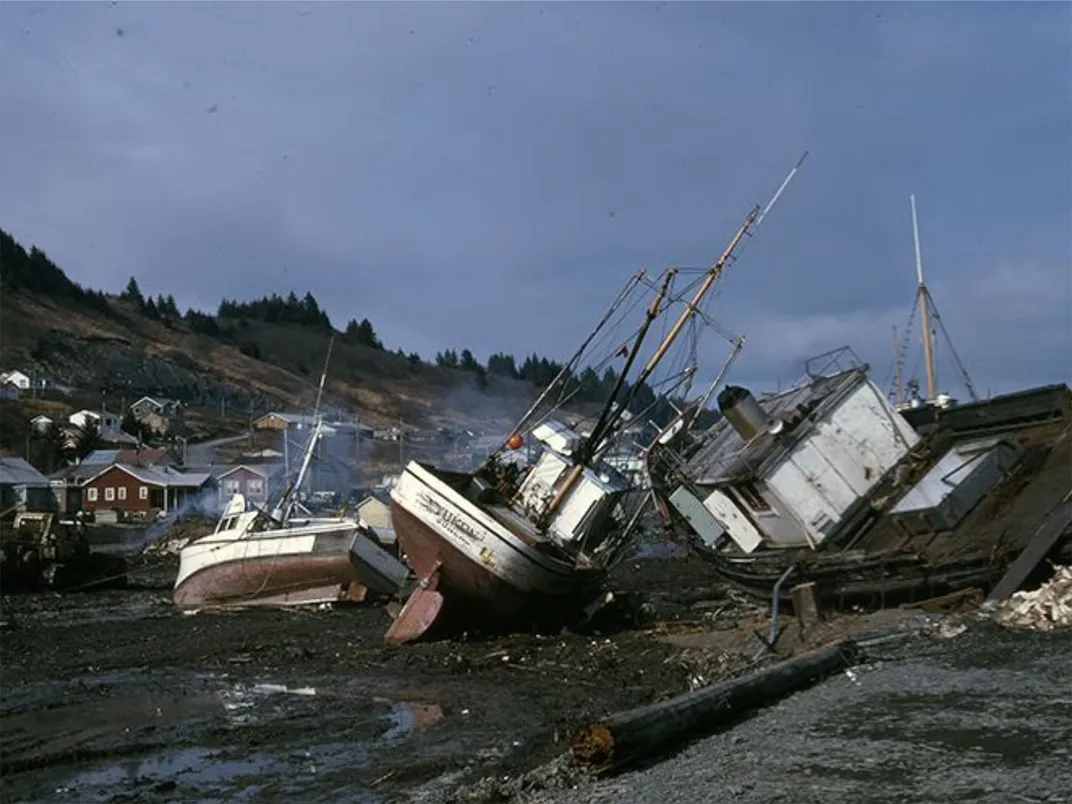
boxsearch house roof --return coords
[81,447,172,466]
[256,412,354,430]
[131,396,178,409]
[685,367,870,486]
[190,463,285,482]
[30,414,53,423]
[83,463,213,489]
[0,456,51,487]
[81,449,122,465]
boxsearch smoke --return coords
[137,485,220,551]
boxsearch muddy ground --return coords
[0,536,945,804]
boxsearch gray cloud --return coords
[0,1,1068,396]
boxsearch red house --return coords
[82,464,214,517]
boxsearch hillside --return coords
[0,233,539,437]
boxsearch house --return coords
[670,365,921,554]
[69,409,121,433]
[129,397,182,436]
[81,464,215,517]
[129,396,182,418]
[81,447,176,468]
[253,412,350,435]
[208,463,285,509]
[0,456,55,512]
[0,370,31,390]
[30,415,54,433]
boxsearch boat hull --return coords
[389,464,604,637]
[174,527,404,609]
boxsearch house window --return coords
[248,479,264,494]
[139,486,149,500]
[736,482,771,512]
[105,487,115,502]
[87,488,98,502]
[225,479,241,494]
[118,487,127,501]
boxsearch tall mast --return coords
[911,194,938,400]
[892,324,902,405]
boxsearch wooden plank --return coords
[986,501,1072,603]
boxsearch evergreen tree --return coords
[121,277,145,306]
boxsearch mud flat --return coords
[1,548,945,804]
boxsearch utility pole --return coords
[398,416,404,469]
[354,414,362,490]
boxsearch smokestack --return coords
[717,385,771,441]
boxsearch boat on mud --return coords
[385,158,809,645]
[174,347,410,609]
[661,349,1072,608]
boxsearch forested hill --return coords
[0,227,673,429]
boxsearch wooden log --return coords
[570,639,864,772]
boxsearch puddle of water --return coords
[381,698,445,741]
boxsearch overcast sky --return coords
[1,1,1069,398]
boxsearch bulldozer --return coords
[0,510,128,592]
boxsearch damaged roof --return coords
[686,367,869,485]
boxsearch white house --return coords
[69,409,121,433]
[0,370,31,390]
[670,365,920,554]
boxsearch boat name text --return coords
[419,494,484,543]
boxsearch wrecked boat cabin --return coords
[670,364,919,553]
[668,356,1072,606]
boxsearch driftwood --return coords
[570,639,864,772]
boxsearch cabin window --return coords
[736,482,771,512]
[105,487,115,502]
[139,486,149,500]
[87,488,98,501]
[225,479,241,494]
[248,479,264,494]
[117,487,127,501]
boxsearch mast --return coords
[270,336,335,521]
[911,194,938,400]
[892,324,902,405]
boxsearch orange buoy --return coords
[506,432,523,450]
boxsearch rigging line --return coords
[926,288,978,401]
[502,270,647,446]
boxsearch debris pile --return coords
[993,565,1072,631]
[141,514,215,556]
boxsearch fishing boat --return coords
[385,157,808,645]
[174,342,409,609]
[660,195,1072,610]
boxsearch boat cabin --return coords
[514,419,630,547]
[671,365,920,553]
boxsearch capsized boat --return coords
[174,419,410,609]
[386,158,808,645]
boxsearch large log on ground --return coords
[570,639,864,772]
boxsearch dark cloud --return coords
[0,1,1068,395]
